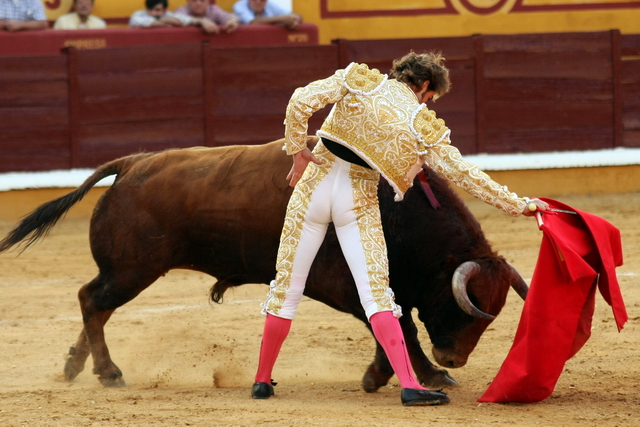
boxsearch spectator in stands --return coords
[54,0,107,30]
[0,0,48,31]
[129,0,191,28]
[174,0,239,34]
[233,0,302,30]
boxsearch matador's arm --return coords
[284,67,350,155]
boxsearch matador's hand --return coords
[522,198,549,216]
[287,148,323,187]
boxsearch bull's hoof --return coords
[99,374,127,388]
[362,365,392,393]
[422,369,458,388]
[63,357,84,381]
[64,347,85,382]
[362,372,381,393]
[97,367,126,387]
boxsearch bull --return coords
[0,138,527,391]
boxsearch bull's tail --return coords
[0,154,144,254]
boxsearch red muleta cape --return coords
[478,198,627,403]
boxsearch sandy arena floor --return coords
[0,188,638,426]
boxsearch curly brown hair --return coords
[389,51,450,100]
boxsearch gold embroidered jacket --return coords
[284,62,528,216]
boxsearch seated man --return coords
[54,0,107,30]
[129,0,191,28]
[0,0,48,32]
[174,0,239,34]
[233,0,302,30]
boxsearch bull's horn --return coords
[452,261,495,321]
[508,262,529,300]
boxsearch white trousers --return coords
[261,142,401,320]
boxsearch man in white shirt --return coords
[233,0,301,30]
[54,0,107,30]
[0,0,48,32]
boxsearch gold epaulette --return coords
[413,106,451,151]
[344,63,386,94]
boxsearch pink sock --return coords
[370,311,426,390]
[255,314,292,384]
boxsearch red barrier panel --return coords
[482,31,618,153]
[0,55,70,172]
[0,23,318,57]
[0,31,638,174]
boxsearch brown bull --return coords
[0,138,527,391]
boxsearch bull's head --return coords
[452,261,528,320]
[424,258,528,369]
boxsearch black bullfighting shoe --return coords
[251,381,275,399]
[401,388,450,406]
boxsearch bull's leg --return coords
[85,308,122,387]
[64,308,117,382]
[64,328,91,381]
[362,338,394,393]
[72,274,148,387]
[399,311,458,388]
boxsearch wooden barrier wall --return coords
[207,45,340,147]
[0,24,319,57]
[0,30,638,173]
[1,55,70,171]
[336,31,636,155]
[622,34,640,148]
[70,43,206,167]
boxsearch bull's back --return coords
[105,141,289,213]
[89,141,293,276]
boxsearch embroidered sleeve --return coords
[283,66,351,155]
[422,139,528,216]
